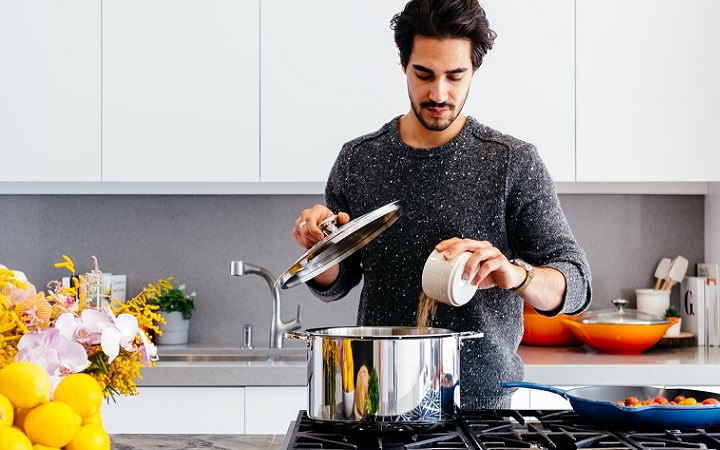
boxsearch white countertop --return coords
[519,345,720,386]
[140,344,720,388]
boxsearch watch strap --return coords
[509,259,534,294]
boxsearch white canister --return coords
[422,250,478,307]
[635,288,671,319]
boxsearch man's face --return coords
[404,36,474,132]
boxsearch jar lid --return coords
[277,201,403,289]
[578,299,670,325]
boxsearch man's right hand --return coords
[292,205,351,288]
[293,205,350,250]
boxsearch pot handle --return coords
[458,330,484,349]
[284,330,309,340]
[500,381,569,399]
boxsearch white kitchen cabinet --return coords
[0,1,101,181]
[102,0,260,182]
[244,386,307,434]
[261,1,575,183]
[469,1,576,182]
[576,0,720,182]
[102,387,245,434]
[260,0,408,182]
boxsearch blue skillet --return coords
[501,381,720,430]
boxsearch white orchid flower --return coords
[101,305,143,364]
[138,329,159,365]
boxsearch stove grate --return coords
[284,410,720,450]
[457,410,720,450]
[287,411,476,450]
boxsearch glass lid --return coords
[578,299,670,325]
[277,200,403,289]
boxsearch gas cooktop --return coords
[282,409,720,450]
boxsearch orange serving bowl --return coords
[522,309,582,346]
[561,317,679,354]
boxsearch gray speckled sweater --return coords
[309,115,592,408]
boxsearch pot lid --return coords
[578,299,670,325]
[277,200,403,289]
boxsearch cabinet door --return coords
[260,0,408,182]
[576,0,720,182]
[245,386,307,434]
[102,387,245,434]
[102,0,260,182]
[0,1,101,181]
[468,1,576,182]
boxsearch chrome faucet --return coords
[230,261,301,348]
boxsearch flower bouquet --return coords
[0,255,169,400]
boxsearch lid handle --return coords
[612,298,628,313]
[318,215,339,236]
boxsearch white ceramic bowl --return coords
[421,250,478,307]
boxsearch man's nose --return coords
[428,79,449,104]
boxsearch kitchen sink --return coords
[156,347,307,364]
[159,353,306,363]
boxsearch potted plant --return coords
[154,284,196,345]
[663,305,682,337]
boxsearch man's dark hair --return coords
[390,0,496,70]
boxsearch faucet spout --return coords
[230,261,301,348]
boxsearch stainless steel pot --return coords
[285,326,483,423]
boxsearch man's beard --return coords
[410,95,467,132]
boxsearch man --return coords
[292,0,591,408]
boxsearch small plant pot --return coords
[156,311,190,345]
[665,318,682,337]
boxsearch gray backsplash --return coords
[0,194,704,348]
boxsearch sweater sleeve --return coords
[307,143,364,302]
[505,142,592,316]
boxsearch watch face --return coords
[512,259,532,271]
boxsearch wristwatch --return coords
[509,259,534,294]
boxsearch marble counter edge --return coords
[111,434,284,450]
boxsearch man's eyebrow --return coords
[411,64,469,75]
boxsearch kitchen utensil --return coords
[501,381,720,430]
[421,250,479,307]
[285,326,483,423]
[661,255,688,291]
[521,309,582,346]
[653,257,671,290]
[561,299,677,354]
[277,201,403,289]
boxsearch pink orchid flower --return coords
[15,327,90,392]
[55,309,113,348]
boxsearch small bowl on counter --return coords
[522,304,582,347]
[561,299,678,354]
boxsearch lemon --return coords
[0,395,13,428]
[82,410,103,426]
[23,402,81,448]
[52,373,103,419]
[0,363,50,410]
[64,424,110,450]
[31,445,60,450]
[0,426,32,450]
